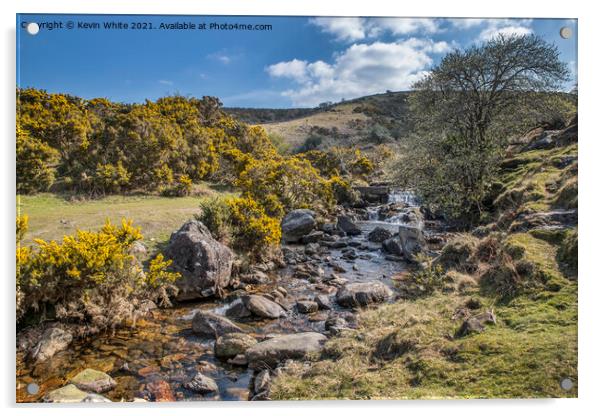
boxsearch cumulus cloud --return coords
[266,38,451,107]
[309,17,366,42]
[446,18,533,41]
[447,18,486,29]
[477,19,533,41]
[309,17,442,42]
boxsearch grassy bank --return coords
[17,188,229,250]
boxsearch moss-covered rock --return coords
[70,368,116,393]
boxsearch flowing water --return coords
[16,190,419,402]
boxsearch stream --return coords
[16,190,432,402]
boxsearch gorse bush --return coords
[16,218,179,332]
[16,88,278,195]
[16,126,59,194]
[197,196,281,258]
[236,156,335,217]
[226,196,282,256]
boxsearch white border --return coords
[2,1,600,415]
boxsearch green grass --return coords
[17,190,229,251]
[271,286,577,400]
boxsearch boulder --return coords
[336,215,362,236]
[29,326,73,363]
[242,295,286,319]
[191,311,243,338]
[354,186,390,203]
[314,294,331,310]
[70,368,116,393]
[367,226,393,243]
[214,333,258,359]
[281,209,317,243]
[399,224,427,260]
[225,300,252,319]
[382,237,403,256]
[165,220,234,301]
[245,332,327,368]
[301,230,325,244]
[184,372,218,394]
[336,281,393,307]
[296,300,319,314]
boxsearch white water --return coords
[388,189,419,206]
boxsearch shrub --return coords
[197,196,233,242]
[236,157,334,217]
[329,175,360,205]
[175,174,193,196]
[226,196,282,258]
[94,162,131,193]
[16,126,59,194]
[436,234,479,272]
[398,255,446,298]
[297,134,324,153]
[197,196,281,259]
[16,214,28,243]
[16,219,179,332]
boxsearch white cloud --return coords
[266,38,450,107]
[158,80,173,85]
[207,51,239,65]
[309,17,442,42]
[266,58,310,82]
[477,19,533,41]
[309,17,366,42]
[369,18,441,36]
[448,18,486,29]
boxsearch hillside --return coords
[226,91,413,152]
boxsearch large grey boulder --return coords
[336,215,361,236]
[192,311,243,338]
[29,326,73,363]
[399,224,427,261]
[336,281,393,307]
[242,295,286,319]
[165,220,234,300]
[245,332,327,368]
[281,209,317,242]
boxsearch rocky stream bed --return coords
[16,189,448,403]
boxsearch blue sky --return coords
[17,15,577,108]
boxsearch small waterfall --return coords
[388,190,419,207]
